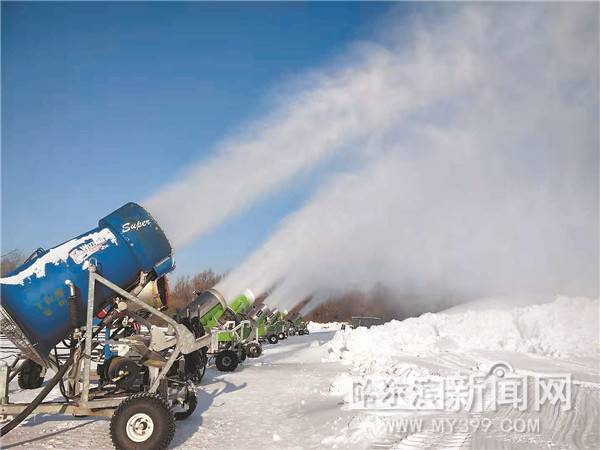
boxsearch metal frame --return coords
[243,317,263,345]
[209,319,251,354]
[0,266,210,418]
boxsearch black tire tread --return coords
[110,392,175,450]
[245,342,262,358]
[17,359,44,390]
[174,390,197,421]
[215,350,238,372]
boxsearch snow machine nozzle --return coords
[228,289,256,315]
[0,202,174,366]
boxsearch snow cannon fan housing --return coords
[228,289,256,316]
[249,304,268,322]
[185,288,228,329]
[0,202,174,366]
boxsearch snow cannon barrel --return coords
[270,309,287,324]
[0,202,173,366]
[186,288,227,329]
[248,304,268,323]
[228,289,255,316]
[254,306,271,337]
[267,308,279,321]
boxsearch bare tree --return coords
[1,251,23,277]
[167,270,223,313]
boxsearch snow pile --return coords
[328,296,599,366]
[307,321,346,332]
[0,228,117,285]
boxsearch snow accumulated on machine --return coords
[0,202,211,450]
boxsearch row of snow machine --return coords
[14,284,309,389]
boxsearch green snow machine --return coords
[290,313,309,335]
[181,288,255,373]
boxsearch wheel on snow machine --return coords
[107,356,140,390]
[17,359,45,390]
[215,350,238,372]
[110,392,175,450]
[277,332,286,340]
[245,342,262,358]
[174,388,198,421]
[267,334,278,344]
[185,348,207,383]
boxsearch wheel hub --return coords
[126,413,154,442]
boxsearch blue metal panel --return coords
[0,203,173,359]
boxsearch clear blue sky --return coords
[2,1,397,277]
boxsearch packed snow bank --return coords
[308,321,345,332]
[328,296,599,366]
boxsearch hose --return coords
[1,322,107,437]
[0,350,75,436]
[56,347,75,401]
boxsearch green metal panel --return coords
[293,315,304,326]
[199,303,226,329]
[228,290,255,315]
[216,323,252,342]
[217,329,234,342]
[242,324,252,339]
[258,323,266,337]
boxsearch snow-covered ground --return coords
[326,296,599,449]
[0,330,346,449]
[1,296,598,449]
[307,321,346,332]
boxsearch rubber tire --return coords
[18,359,44,390]
[108,357,139,390]
[174,389,197,421]
[110,392,175,450]
[196,357,207,382]
[185,349,207,384]
[239,350,247,362]
[278,332,286,340]
[267,334,278,344]
[215,350,238,372]
[245,342,262,358]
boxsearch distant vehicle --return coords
[351,316,384,329]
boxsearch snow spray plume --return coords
[143,6,482,249]
[218,3,599,312]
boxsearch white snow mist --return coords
[218,4,599,312]
[144,5,484,249]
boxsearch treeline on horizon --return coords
[148,270,438,323]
